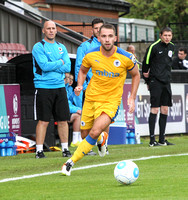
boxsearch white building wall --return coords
[119,18,156,42]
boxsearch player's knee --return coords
[151,107,159,114]
[161,106,168,115]
[89,128,102,139]
[81,130,89,139]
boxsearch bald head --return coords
[43,20,56,29]
[127,45,135,54]
[42,20,57,43]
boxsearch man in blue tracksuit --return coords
[32,20,72,158]
[75,18,104,92]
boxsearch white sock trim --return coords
[36,144,43,153]
[72,132,80,144]
[61,143,68,151]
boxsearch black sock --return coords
[159,113,167,142]
[149,113,157,143]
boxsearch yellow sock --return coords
[71,135,97,164]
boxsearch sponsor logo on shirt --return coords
[96,70,119,77]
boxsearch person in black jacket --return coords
[172,47,188,70]
[142,27,175,147]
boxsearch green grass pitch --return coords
[0,135,188,200]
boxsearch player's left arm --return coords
[127,63,140,113]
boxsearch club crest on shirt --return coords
[168,50,173,57]
[59,47,64,54]
[58,47,62,51]
[114,60,121,67]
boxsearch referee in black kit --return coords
[142,27,175,147]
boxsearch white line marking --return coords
[0,153,187,183]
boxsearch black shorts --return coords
[148,78,172,107]
[34,88,70,122]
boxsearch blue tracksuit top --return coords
[75,36,101,90]
[32,39,71,89]
[65,84,82,114]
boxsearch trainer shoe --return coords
[70,142,80,147]
[97,132,108,157]
[62,159,74,176]
[62,149,72,157]
[149,141,160,147]
[86,150,97,156]
[35,150,46,159]
[158,140,175,146]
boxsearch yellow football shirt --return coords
[82,46,136,104]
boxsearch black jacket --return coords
[172,57,188,70]
[142,39,174,84]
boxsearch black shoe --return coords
[159,140,175,146]
[86,150,97,156]
[35,150,46,159]
[149,141,159,147]
[62,149,72,157]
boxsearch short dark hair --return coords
[160,27,173,35]
[179,47,187,54]
[91,18,104,27]
[99,23,116,35]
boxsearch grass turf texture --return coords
[0,135,188,200]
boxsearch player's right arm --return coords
[74,64,90,96]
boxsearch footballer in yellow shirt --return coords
[61,24,140,176]
[81,46,137,129]
[83,46,136,103]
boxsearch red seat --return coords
[19,43,30,54]
[6,43,16,59]
[0,43,3,56]
[0,43,29,59]
[10,43,18,57]
[1,43,9,57]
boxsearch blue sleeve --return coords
[68,100,82,114]
[55,45,71,73]
[75,42,90,87]
[68,86,74,101]
[73,90,83,108]
[66,85,73,100]
[32,43,63,72]
[75,45,85,81]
